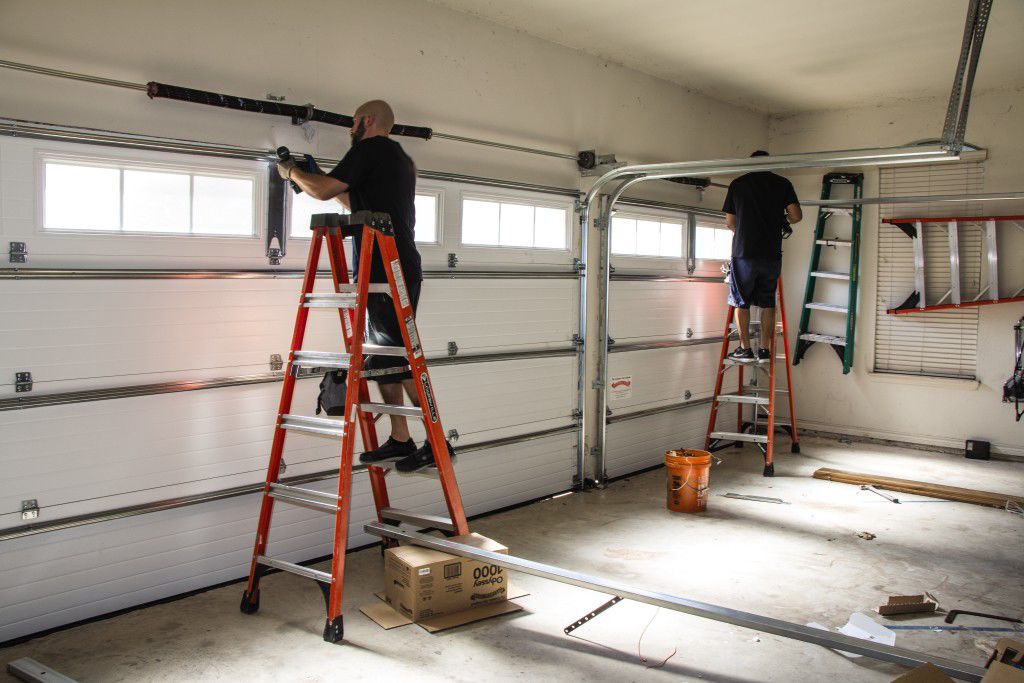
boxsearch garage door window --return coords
[694,220,732,260]
[461,196,568,249]
[611,214,683,258]
[42,157,258,237]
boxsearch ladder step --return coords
[710,431,769,444]
[362,344,408,357]
[805,302,848,313]
[360,402,423,417]
[256,555,332,583]
[799,332,847,346]
[716,393,769,405]
[335,283,391,294]
[303,293,359,308]
[268,483,341,513]
[291,350,351,370]
[816,238,852,247]
[280,414,346,438]
[811,271,851,281]
[379,507,456,531]
[744,387,789,394]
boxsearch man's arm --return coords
[334,193,351,210]
[287,167,349,201]
[785,202,802,225]
[725,213,737,232]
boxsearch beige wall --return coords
[0,0,766,194]
[769,90,1024,455]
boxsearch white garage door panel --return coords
[0,277,576,394]
[607,345,721,412]
[0,432,574,643]
[417,278,577,353]
[605,405,711,479]
[0,357,575,523]
[610,281,729,342]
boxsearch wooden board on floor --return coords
[812,467,1024,509]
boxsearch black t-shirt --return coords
[328,136,421,283]
[722,171,798,259]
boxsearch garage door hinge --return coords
[447,341,458,356]
[571,334,584,346]
[269,354,284,372]
[606,336,615,346]
[573,258,585,273]
[9,242,27,264]
[21,499,39,521]
[593,217,608,230]
[571,409,582,422]
[15,372,32,393]
[447,252,459,269]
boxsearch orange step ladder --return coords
[704,279,800,477]
[239,211,468,642]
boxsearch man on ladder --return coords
[722,150,803,360]
[279,99,441,472]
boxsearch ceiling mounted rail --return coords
[941,0,993,151]
[0,58,579,162]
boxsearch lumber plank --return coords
[812,468,1024,509]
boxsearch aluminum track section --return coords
[6,658,78,683]
[379,507,456,531]
[710,431,769,444]
[364,524,986,681]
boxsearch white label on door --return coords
[610,375,633,400]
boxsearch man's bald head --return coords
[354,100,395,136]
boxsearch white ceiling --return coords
[426,0,1024,114]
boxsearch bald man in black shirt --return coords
[279,100,443,473]
[722,151,802,361]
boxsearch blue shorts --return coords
[728,258,780,309]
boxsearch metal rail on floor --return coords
[365,523,987,681]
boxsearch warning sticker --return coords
[609,375,633,400]
[405,316,423,358]
[420,372,439,423]
[390,259,410,309]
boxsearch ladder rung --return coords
[362,344,408,357]
[335,283,391,294]
[811,271,851,281]
[716,393,769,405]
[303,293,358,308]
[268,483,341,513]
[256,555,332,583]
[723,356,775,366]
[805,302,848,313]
[816,238,852,247]
[744,387,789,394]
[710,431,769,444]
[291,350,351,370]
[379,507,456,531]
[799,332,847,346]
[280,414,346,438]
[360,403,423,418]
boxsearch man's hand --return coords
[277,158,297,181]
[782,224,793,239]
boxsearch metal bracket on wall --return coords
[15,372,32,393]
[9,242,27,264]
[269,354,284,372]
[21,499,39,521]
[578,151,625,178]
[592,216,608,230]
[266,166,287,265]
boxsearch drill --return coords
[276,146,321,193]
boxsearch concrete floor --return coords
[3,436,1022,682]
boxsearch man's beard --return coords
[350,120,366,145]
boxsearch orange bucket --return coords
[665,449,711,513]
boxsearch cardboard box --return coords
[383,533,508,622]
[890,664,955,682]
[982,638,1024,683]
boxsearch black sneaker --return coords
[757,347,771,361]
[395,440,456,473]
[359,437,416,464]
[728,347,754,361]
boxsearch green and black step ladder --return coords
[793,172,863,374]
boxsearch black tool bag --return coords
[316,370,348,416]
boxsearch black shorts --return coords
[728,258,780,309]
[365,279,421,384]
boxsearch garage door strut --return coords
[704,279,799,477]
[794,172,864,373]
[239,211,468,643]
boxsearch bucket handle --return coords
[669,468,709,494]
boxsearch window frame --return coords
[457,190,573,252]
[37,150,264,240]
